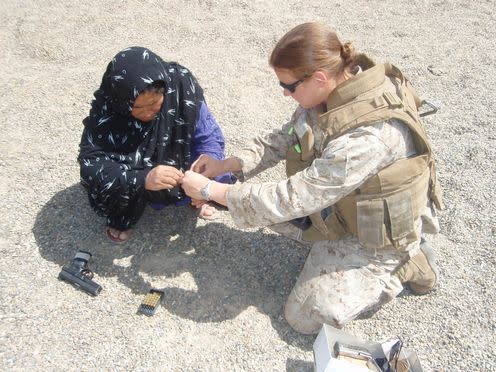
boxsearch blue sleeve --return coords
[191,101,234,184]
[175,101,235,207]
[191,101,226,161]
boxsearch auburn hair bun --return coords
[341,42,355,66]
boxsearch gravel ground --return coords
[1,0,495,370]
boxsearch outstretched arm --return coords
[224,121,416,228]
[181,171,231,206]
[190,105,300,181]
[191,155,241,178]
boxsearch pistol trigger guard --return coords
[81,268,94,279]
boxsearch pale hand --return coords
[181,170,210,200]
[145,165,184,191]
[190,154,225,178]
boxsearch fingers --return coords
[191,154,209,173]
[158,176,181,189]
[147,167,212,194]
[145,165,186,191]
[157,166,184,182]
[162,166,184,179]
[191,154,221,177]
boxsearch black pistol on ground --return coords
[58,250,102,296]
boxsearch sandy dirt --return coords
[1,0,495,370]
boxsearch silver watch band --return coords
[200,180,214,201]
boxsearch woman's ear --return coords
[313,70,329,85]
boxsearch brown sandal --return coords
[106,227,132,244]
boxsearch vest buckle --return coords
[383,91,403,108]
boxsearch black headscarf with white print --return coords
[79,47,204,205]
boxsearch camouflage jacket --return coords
[226,106,423,229]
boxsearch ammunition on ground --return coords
[137,289,164,316]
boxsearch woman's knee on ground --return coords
[284,291,322,334]
[284,284,358,334]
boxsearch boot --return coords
[395,239,439,295]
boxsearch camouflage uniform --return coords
[226,106,439,334]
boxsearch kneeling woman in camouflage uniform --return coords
[181,22,443,334]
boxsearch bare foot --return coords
[198,203,219,220]
[106,227,132,244]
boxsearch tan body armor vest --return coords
[286,56,444,249]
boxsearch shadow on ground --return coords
[33,184,314,349]
[286,358,314,372]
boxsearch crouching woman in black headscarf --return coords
[78,47,232,243]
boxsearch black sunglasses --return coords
[279,78,305,93]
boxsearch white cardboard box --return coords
[313,324,423,372]
[313,324,386,372]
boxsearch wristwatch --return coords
[200,180,213,201]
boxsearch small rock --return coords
[427,65,446,76]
